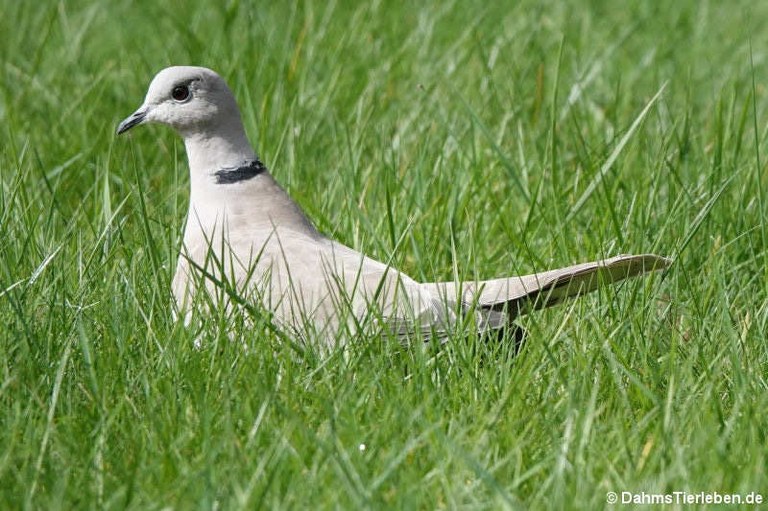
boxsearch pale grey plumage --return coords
[117,66,670,346]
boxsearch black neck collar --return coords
[213,158,266,184]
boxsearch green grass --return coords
[2,0,767,509]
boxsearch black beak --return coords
[116,108,148,135]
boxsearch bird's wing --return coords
[419,254,670,318]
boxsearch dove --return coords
[117,66,670,347]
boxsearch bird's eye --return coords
[171,85,191,102]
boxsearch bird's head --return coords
[117,66,242,138]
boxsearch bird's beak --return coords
[116,107,148,135]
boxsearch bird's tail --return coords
[421,254,671,320]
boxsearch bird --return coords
[117,66,670,348]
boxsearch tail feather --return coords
[421,254,670,319]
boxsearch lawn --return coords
[1,0,767,509]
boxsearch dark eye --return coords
[171,85,191,102]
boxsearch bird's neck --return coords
[183,123,256,187]
[181,124,320,238]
